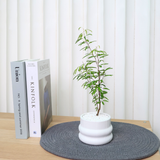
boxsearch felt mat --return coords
[40,121,160,160]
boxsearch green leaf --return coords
[97,53,104,56]
[99,56,105,58]
[102,91,108,94]
[80,46,89,51]
[86,29,92,32]
[92,88,97,95]
[85,46,89,50]
[85,29,87,34]
[83,52,92,59]
[95,101,100,105]
[87,67,96,69]
[78,41,85,46]
[86,61,96,66]
[86,39,89,42]
[101,63,108,66]
[86,33,92,36]
[89,40,96,44]
[100,84,106,87]
[73,68,78,75]
[99,69,105,71]
[102,101,104,105]
[81,82,88,88]
[78,66,82,71]
[80,46,86,51]
[78,33,83,39]
[104,74,112,77]
[105,67,113,71]
[104,88,109,90]
[73,75,77,80]
[88,55,96,59]
[75,38,82,44]
[86,60,96,63]
[99,60,104,63]
[104,97,109,100]
[98,87,102,92]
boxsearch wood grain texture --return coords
[0,113,159,160]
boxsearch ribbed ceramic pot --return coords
[78,112,113,145]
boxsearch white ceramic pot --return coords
[78,112,113,145]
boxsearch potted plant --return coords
[73,27,113,145]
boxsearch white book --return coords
[25,59,52,137]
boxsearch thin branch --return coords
[82,31,102,116]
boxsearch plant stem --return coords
[96,93,101,116]
[85,40,99,67]
[84,34,101,116]
[96,55,101,116]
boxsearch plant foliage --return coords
[73,27,112,116]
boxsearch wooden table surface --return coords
[0,113,159,160]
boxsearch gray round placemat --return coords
[40,121,160,160]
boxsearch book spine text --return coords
[25,61,41,137]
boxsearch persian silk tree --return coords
[73,28,112,116]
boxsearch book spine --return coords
[10,62,29,139]
[25,61,41,137]
[38,59,52,134]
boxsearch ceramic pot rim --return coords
[80,112,111,122]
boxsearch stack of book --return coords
[11,59,52,139]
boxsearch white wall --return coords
[0,0,160,139]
